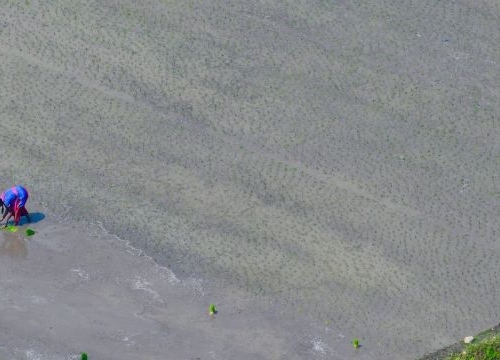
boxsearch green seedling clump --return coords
[209,303,217,315]
[81,353,88,360]
[353,338,360,349]
[25,228,36,236]
[4,225,17,232]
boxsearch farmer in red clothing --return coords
[0,185,31,227]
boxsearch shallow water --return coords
[1,1,500,358]
[0,231,27,258]
[0,217,348,360]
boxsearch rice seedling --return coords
[4,225,17,233]
[209,303,217,316]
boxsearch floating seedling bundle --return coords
[209,303,217,316]
[4,225,17,232]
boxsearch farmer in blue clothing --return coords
[0,185,31,227]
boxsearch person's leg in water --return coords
[20,187,30,223]
[14,187,30,225]
[18,207,30,224]
[13,199,21,225]
[13,203,30,225]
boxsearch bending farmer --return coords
[0,185,31,227]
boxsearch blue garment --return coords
[1,185,29,208]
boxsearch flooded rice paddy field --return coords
[1,1,500,358]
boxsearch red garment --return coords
[14,206,28,225]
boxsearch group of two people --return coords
[0,185,31,227]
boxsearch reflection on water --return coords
[0,232,27,258]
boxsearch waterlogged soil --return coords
[0,212,355,360]
[0,234,28,258]
[1,1,500,359]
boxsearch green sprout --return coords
[25,228,36,236]
[353,338,360,349]
[4,225,17,232]
[81,353,88,360]
[209,304,217,315]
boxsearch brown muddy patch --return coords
[0,228,28,258]
[0,231,28,258]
